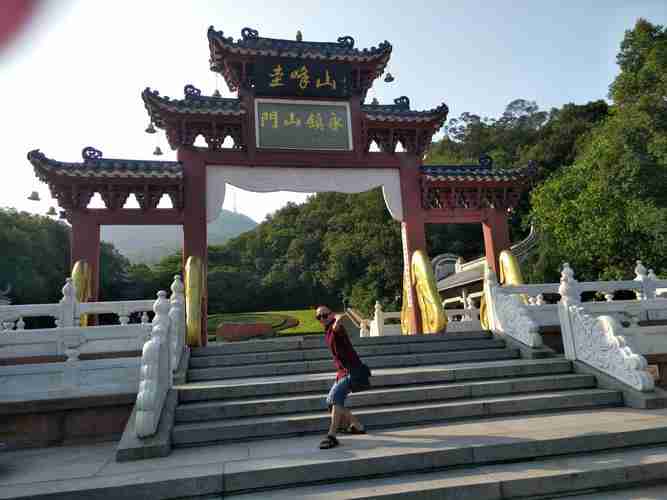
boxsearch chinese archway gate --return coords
[28,26,535,345]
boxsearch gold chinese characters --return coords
[268,64,338,91]
[260,110,345,132]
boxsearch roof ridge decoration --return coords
[82,146,103,161]
[208,26,391,56]
[27,149,183,182]
[363,99,449,130]
[207,26,392,94]
[420,156,538,183]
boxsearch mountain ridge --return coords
[101,210,257,264]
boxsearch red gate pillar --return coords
[482,209,511,277]
[179,149,208,346]
[70,212,100,324]
[399,158,426,335]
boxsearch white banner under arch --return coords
[206,166,404,223]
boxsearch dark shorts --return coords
[326,375,351,407]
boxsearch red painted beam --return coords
[72,209,184,226]
[189,147,404,169]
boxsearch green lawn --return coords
[273,309,323,336]
[207,309,325,339]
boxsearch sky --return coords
[1,0,666,225]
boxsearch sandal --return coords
[340,425,366,435]
[319,435,340,449]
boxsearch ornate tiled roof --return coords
[208,27,392,92]
[363,97,449,126]
[421,157,537,183]
[208,27,391,62]
[143,85,244,126]
[27,148,183,182]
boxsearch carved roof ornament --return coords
[337,36,354,48]
[296,30,303,42]
[241,27,259,40]
[394,96,410,109]
[184,84,202,98]
[82,147,103,161]
[479,154,493,168]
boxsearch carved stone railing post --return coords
[639,264,658,301]
[484,265,542,347]
[558,262,580,360]
[374,301,384,337]
[135,291,171,438]
[635,260,648,300]
[359,319,370,338]
[58,278,77,328]
[647,269,658,300]
[169,275,186,376]
[464,296,475,321]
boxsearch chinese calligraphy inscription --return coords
[255,58,351,98]
[255,99,352,151]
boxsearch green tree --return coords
[529,19,667,281]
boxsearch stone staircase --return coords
[173,332,622,449]
[13,331,667,499]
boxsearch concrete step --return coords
[178,358,576,403]
[228,444,667,500]
[6,407,665,500]
[189,337,506,369]
[191,331,492,357]
[172,388,621,446]
[175,373,597,423]
[186,347,520,382]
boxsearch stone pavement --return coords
[3,407,667,499]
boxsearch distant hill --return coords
[101,210,257,264]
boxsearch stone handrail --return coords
[0,323,151,360]
[369,302,401,337]
[558,266,655,391]
[502,261,667,303]
[0,278,155,330]
[369,300,482,336]
[78,300,154,325]
[0,276,186,407]
[455,225,537,274]
[135,275,186,438]
[488,261,667,332]
[483,266,543,347]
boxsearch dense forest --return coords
[2,19,665,316]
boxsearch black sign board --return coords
[254,58,352,98]
[255,99,352,150]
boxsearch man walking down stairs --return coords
[5,329,667,499]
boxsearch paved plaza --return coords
[3,407,667,499]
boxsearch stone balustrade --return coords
[482,260,667,392]
[0,278,162,361]
[0,276,187,410]
[557,264,657,391]
[369,299,482,336]
[490,261,667,331]
[0,278,153,331]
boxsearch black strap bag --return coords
[348,363,372,392]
